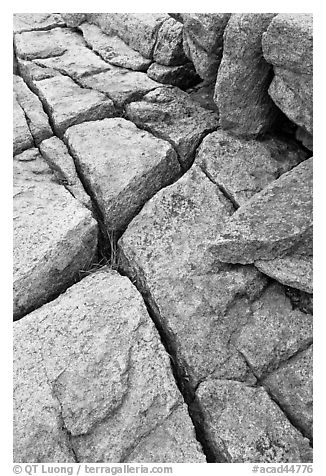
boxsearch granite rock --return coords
[39,137,92,210]
[234,283,312,378]
[13,148,98,319]
[196,129,308,207]
[13,95,34,155]
[263,346,313,440]
[182,13,231,82]
[62,13,87,27]
[64,118,181,233]
[262,14,313,135]
[214,13,278,137]
[30,75,115,136]
[87,13,169,58]
[210,158,313,264]
[262,14,313,75]
[14,27,85,60]
[13,75,52,144]
[195,379,312,462]
[14,270,205,462]
[119,164,267,390]
[153,17,187,66]
[13,13,64,33]
[79,23,151,71]
[80,68,160,108]
[255,249,313,294]
[126,86,218,168]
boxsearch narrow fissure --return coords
[116,256,219,462]
[240,347,313,444]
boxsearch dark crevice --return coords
[199,165,239,211]
[284,285,313,315]
[264,388,312,446]
[117,251,220,462]
[240,346,313,444]
[62,140,113,266]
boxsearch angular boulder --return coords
[80,68,160,108]
[262,14,313,135]
[195,379,312,462]
[119,164,267,390]
[13,95,34,155]
[196,129,308,207]
[210,158,313,264]
[13,74,52,144]
[33,45,111,80]
[234,283,312,378]
[30,75,115,136]
[39,137,92,210]
[14,27,85,60]
[14,269,205,462]
[153,17,187,66]
[64,118,181,233]
[13,13,64,33]
[182,13,231,82]
[13,148,98,319]
[263,346,313,440]
[79,23,151,71]
[214,13,278,137]
[255,248,313,294]
[125,86,218,168]
[62,13,87,27]
[87,13,169,58]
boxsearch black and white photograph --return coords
[9,4,317,474]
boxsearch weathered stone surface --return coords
[39,137,92,210]
[262,14,313,75]
[210,158,313,264]
[13,13,64,33]
[13,95,34,155]
[153,17,187,66]
[80,68,160,108]
[13,149,98,319]
[214,13,278,137]
[268,68,313,135]
[87,13,169,58]
[263,346,313,440]
[14,270,205,463]
[33,45,111,80]
[262,14,313,135]
[62,13,87,27]
[126,86,218,167]
[234,283,312,378]
[196,379,312,462]
[182,13,231,82]
[31,75,115,136]
[255,249,313,294]
[14,27,85,60]
[196,129,308,207]
[14,75,52,144]
[119,164,267,390]
[146,62,199,89]
[65,118,181,233]
[79,23,151,71]
[187,82,218,111]
[17,58,60,82]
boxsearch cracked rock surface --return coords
[195,379,312,462]
[14,270,205,463]
[13,148,98,320]
[13,12,313,464]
